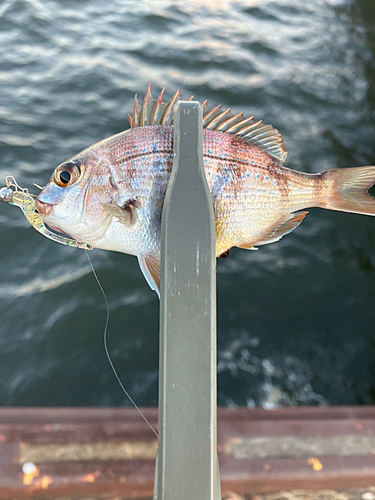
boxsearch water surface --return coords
[0,0,374,408]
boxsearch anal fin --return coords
[241,211,308,248]
[138,254,161,297]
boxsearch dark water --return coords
[0,0,375,409]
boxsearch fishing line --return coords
[85,250,158,438]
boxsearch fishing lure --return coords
[0,176,92,250]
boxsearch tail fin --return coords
[321,166,375,216]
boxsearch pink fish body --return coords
[36,86,375,293]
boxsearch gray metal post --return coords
[154,101,220,499]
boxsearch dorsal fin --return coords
[128,84,287,163]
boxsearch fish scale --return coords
[33,86,375,295]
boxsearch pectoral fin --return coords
[101,199,138,226]
[138,254,161,297]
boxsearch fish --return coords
[35,84,375,294]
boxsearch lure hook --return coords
[5,176,29,194]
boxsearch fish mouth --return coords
[34,198,69,236]
[35,198,53,216]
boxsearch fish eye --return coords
[53,162,81,188]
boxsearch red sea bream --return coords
[35,85,375,294]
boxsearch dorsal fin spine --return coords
[132,94,141,128]
[216,112,244,132]
[150,88,165,125]
[161,89,180,125]
[202,104,221,126]
[206,108,231,130]
[227,117,255,134]
[236,120,263,137]
[244,126,274,140]
[140,83,152,126]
